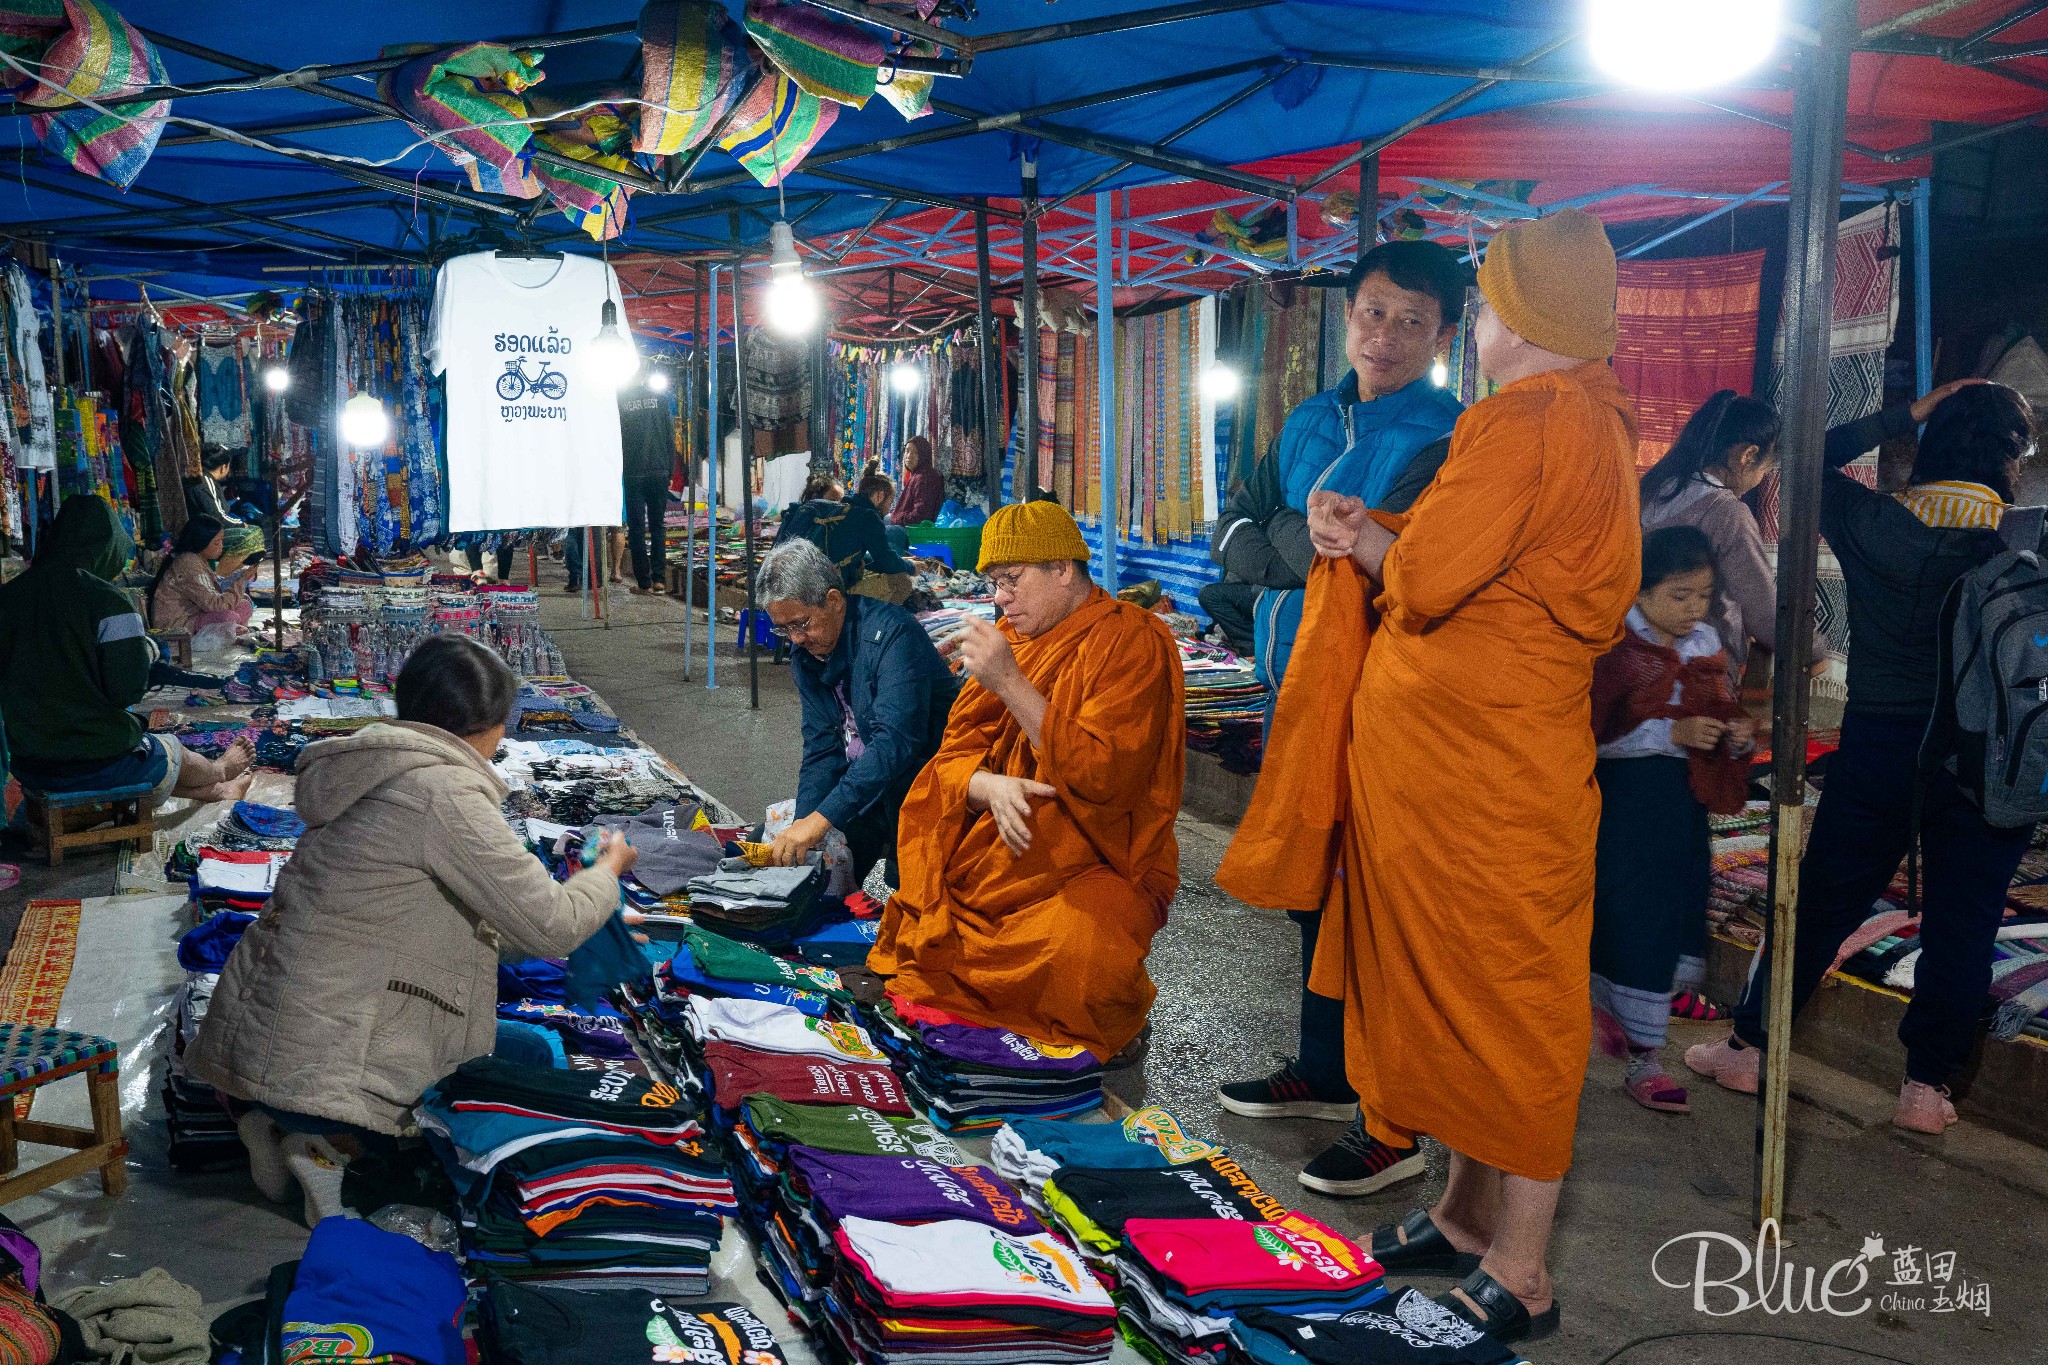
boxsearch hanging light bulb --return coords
[1200,365,1241,402]
[646,368,671,393]
[340,393,389,448]
[587,298,641,390]
[764,220,820,336]
[889,361,923,394]
[1588,0,1782,92]
[263,364,290,394]
[1430,360,1450,388]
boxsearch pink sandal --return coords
[1626,1071,1692,1113]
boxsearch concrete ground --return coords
[535,563,2048,1365]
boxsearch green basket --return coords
[902,522,983,571]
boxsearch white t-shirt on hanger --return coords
[427,251,626,533]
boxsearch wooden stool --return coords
[152,632,192,668]
[22,782,159,867]
[0,1024,127,1203]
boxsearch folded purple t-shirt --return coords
[786,1148,1042,1235]
[916,1022,1102,1076]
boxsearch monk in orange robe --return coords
[868,501,1184,1060]
[1219,209,1638,1344]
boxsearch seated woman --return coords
[187,635,641,1224]
[0,495,254,807]
[148,516,256,643]
[889,435,944,527]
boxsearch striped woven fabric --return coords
[744,0,884,109]
[378,43,543,199]
[1895,479,2007,531]
[531,111,635,241]
[18,0,169,189]
[718,69,838,187]
[636,0,746,155]
[875,42,937,120]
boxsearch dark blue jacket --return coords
[792,595,957,832]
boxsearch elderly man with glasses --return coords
[867,500,1186,1064]
[757,538,957,888]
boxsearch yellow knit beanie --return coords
[978,500,1090,571]
[1476,208,1618,361]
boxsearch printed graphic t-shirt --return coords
[618,385,677,480]
[428,251,626,532]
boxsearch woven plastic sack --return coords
[717,66,837,187]
[874,41,937,121]
[16,0,169,188]
[378,42,544,199]
[744,0,884,109]
[634,0,746,155]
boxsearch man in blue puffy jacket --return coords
[1206,240,1467,1200]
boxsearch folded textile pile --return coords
[191,849,289,910]
[686,861,831,943]
[1042,1152,1290,1265]
[211,800,305,852]
[163,965,240,1173]
[482,1277,788,1364]
[571,801,726,897]
[417,1057,732,1295]
[1115,1213,1389,1363]
[825,1215,1117,1364]
[277,1218,468,1365]
[990,1106,1226,1201]
[1231,1295,1522,1365]
[867,1000,1104,1131]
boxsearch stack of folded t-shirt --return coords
[868,1000,1104,1131]
[212,800,305,852]
[1043,1151,1291,1265]
[622,936,849,1092]
[483,1277,789,1365]
[417,1057,732,1295]
[278,1218,468,1365]
[1114,1213,1388,1364]
[190,849,290,912]
[685,861,830,943]
[494,951,646,1074]
[990,1106,1226,1208]
[1231,1296,1523,1365]
[826,1215,1118,1364]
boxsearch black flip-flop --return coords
[1434,1268,1561,1344]
[1369,1209,1484,1276]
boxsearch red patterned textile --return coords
[1612,250,1765,469]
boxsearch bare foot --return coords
[219,737,256,780]
[196,772,256,804]
[1422,1208,1493,1258]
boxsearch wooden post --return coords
[1757,0,1855,1230]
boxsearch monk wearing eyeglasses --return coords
[868,500,1185,1061]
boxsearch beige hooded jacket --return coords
[186,721,619,1133]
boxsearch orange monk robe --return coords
[868,588,1185,1059]
[1221,361,1639,1182]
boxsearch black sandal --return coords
[1433,1268,1561,1344]
[1369,1209,1484,1275]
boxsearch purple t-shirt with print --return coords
[787,1148,1042,1234]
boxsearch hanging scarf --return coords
[1895,479,2005,530]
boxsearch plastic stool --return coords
[734,610,778,650]
[910,544,955,567]
[22,781,159,867]
[0,1024,127,1203]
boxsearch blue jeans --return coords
[1732,710,2033,1087]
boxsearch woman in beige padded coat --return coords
[187,634,639,1222]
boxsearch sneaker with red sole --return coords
[1218,1056,1356,1122]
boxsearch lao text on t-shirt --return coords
[703,1040,910,1115]
[786,1148,1041,1233]
[427,251,626,532]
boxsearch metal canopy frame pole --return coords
[1358,149,1380,250]
[1914,177,1934,396]
[974,202,1002,509]
[1758,0,1855,1233]
[1018,159,1040,503]
[732,231,760,712]
[705,265,721,691]
[1094,193,1119,593]
[685,262,704,681]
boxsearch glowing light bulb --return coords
[1430,360,1450,388]
[340,393,388,448]
[765,270,820,336]
[889,362,922,394]
[646,369,671,393]
[1200,366,1241,402]
[262,365,290,394]
[587,298,640,390]
[1588,0,1781,92]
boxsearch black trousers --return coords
[1732,709,2033,1087]
[1198,579,1260,655]
[843,797,904,891]
[1290,909,1356,1100]
[624,475,670,589]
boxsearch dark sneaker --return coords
[1298,1118,1425,1197]
[1218,1057,1357,1122]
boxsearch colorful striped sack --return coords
[378,42,543,199]
[744,0,883,109]
[531,110,635,241]
[717,67,837,186]
[0,1,64,63]
[16,0,168,189]
[635,0,746,155]
[875,41,937,120]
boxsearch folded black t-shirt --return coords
[486,1279,786,1365]
[1237,1294,1518,1365]
[1053,1153,1287,1236]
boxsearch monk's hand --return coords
[769,812,832,867]
[950,617,1024,691]
[970,772,1056,854]
[1307,491,1368,559]
[1670,717,1728,752]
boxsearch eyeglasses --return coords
[767,611,821,640]
[989,567,1036,595]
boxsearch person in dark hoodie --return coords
[775,470,915,603]
[0,494,254,806]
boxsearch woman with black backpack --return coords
[1687,380,2037,1135]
